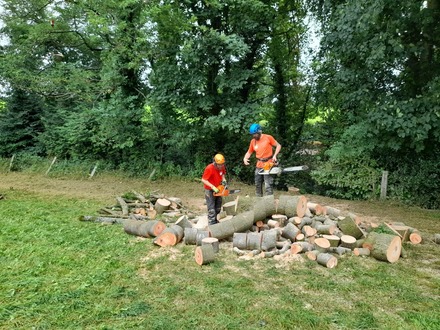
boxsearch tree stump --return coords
[317,253,338,268]
[154,198,171,215]
[338,217,364,239]
[277,195,308,217]
[340,235,357,250]
[195,245,216,265]
[281,223,300,241]
[202,237,220,253]
[370,234,401,263]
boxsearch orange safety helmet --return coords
[213,153,225,165]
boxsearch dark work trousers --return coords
[205,189,222,225]
[254,168,274,197]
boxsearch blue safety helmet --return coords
[249,123,262,134]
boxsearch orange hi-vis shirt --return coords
[202,163,226,190]
[247,134,278,168]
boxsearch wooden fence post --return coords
[45,156,57,175]
[380,171,388,199]
[9,154,15,172]
[89,162,99,178]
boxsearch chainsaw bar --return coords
[258,165,308,175]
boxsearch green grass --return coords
[1,189,440,329]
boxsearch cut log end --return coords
[195,245,216,265]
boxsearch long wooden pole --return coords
[380,171,388,199]
[45,156,57,175]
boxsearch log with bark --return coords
[154,198,171,215]
[209,210,254,239]
[222,200,238,216]
[202,237,220,253]
[116,197,129,216]
[307,202,326,216]
[153,224,184,247]
[317,253,338,268]
[195,245,216,265]
[281,223,301,241]
[277,195,308,218]
[175,215,193,229]
[340,235,357,250]
[261,229,278,251]
[123,219,166,238]
[353,248,371,256]
[314,237,331,253]
[328,247,352,256]
[369,233,402,263]
[434,234,440,245]
[337,216,365,239]
[184,228,209,245]
[79,215,120,224]
[321,234,340,248]
[253,195,276,222]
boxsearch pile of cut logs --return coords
[80,192,432,268]
[79,191,188,224]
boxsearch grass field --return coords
[0,173,439,329]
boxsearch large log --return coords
[317,253,338,268]
[369,233,402,263]
[123,219,165,238]
[153,224,184,247]
[337,216,364,239]
[116,196,129,216]
[183,228,209,245]
[154,198,171,215]
[277,195,308,218]
[195,245,216,265]
[208,210,254,239]
[253,195,276,222]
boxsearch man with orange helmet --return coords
[201,154,227,225]
[243,123,281,196]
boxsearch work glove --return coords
[221,180,227,187]
[212,186,219,193]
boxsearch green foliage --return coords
[387,155,440,209]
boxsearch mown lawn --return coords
[0,178,439,330]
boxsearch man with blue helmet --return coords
[243,123,281,196]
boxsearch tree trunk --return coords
[253,195,276,222]
[233,232,248,249]
[261,229,278,251]
[153,224,184,247]
[123,219,165,238]
[277,195,308,218]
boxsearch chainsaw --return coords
[213,184,241,197]
[257,163,308,176]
